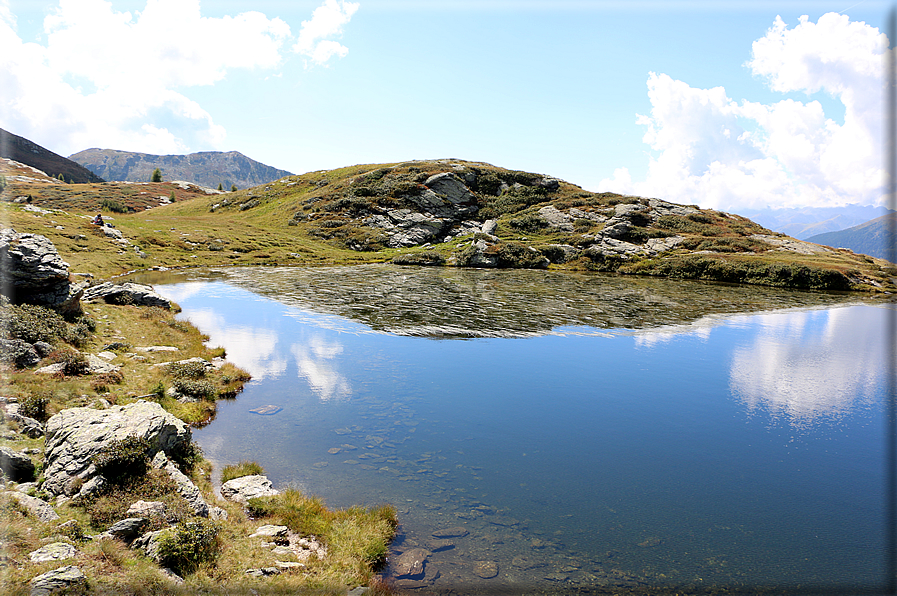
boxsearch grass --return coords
[220,461,265,483]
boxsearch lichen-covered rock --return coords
[43,401,191,497]
[82,282,171,308]
[29,542,76,563]
[5,491,59,522]
[220,474,279,504]
[105,517,148,542]
[0,445,35,481]
[29,565,85,596]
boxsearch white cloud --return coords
[293,0,359,67]
[600,13,888,211]
[0,0,297,154]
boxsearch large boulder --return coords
[42,401,191,497]
[29,565,86,596]
[0,229,80,311]
[82,282,171,308]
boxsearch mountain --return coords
[737,205,893,240]
[0,128,104,184]
[69,148,293,190]
[807,213,897,262]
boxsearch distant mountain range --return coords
[0,128,104,184]
[737,205,893,240]
[69,148,293,190]
[807,213,896,262]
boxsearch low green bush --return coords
[391,251,445,266]
[155,519,221,575]
[166,361,207,379]
[48,348,90,376]
[92,435,151,483]
[172,379,217,399]
[508,213,549,232]
[19,393,50,422]
[0,304,67,344]
[100,198,130,213]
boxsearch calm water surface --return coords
[145,265,894,594]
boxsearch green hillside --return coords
[3,158,895,292]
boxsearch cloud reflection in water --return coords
[291,336,351,401]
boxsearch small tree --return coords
[231,184,237,192]
[169,190,176,202]
[151,168,162,182]
[57,173,65,182]
[217,183,223,191]
[0,174,7,192]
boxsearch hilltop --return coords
[2,158,895,292]
[69,148,293,191]
[0,128,104,184]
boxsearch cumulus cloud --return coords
[0,0,356,155]
[293,0,359,67]
[600,13,888,211]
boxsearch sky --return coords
[0,0,891,212]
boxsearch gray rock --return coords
[432,527,469,539]
[210,506,228,521]
[82,282,171,308]
[245,567,281,577]
[43,401,191,497]
[131,528,170,563]
[73,475,107,500]
[34,363,66,376]
[540,244,581,264]
[424,173,475,206]
[0,229,74,309]
[5,491,59,522]
[473,560,499,579]
[539,177,560,191]
[151,452,209,517]
[393,548,429,579]
[33,341,54,357]
[0,445,35,481]
[249,524,289,538]
[29,542,76,563]
[127,500,167,518]
[221,474,279,504]
[29,565,86,596]
[538,205,574,232]
[159,567,184,585]
[481,219,497,235]
[86,354,120,374]
[106,517,148,542]
[0,339,41,368]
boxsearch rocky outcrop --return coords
[3,404,45,438]
[43,401,191,497]
[220,474,279,504]
[0,339,41,368]
[0,445,36,481]
[5,491,59,522]
[82,282,171,308]
[0,229,81,312]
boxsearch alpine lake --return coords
[132,264,895,595]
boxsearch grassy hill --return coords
[2,158,895,292]
[807,212,896,263]
[69,148,293,191]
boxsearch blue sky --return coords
[0,0,890,211]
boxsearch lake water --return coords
[144,265,895,594]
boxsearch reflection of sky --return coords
[728,306,886,427]
[291,336,351,401]
[177,307,287,381]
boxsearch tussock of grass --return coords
[220,461,265,483]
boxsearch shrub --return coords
[172,379,217,399]
[90,371,124,393]
[166,361,207,379]
[48,348,90,376]
[151,168,162,183]
[239,199,259,211]
[391,251,445,266]
[92,435,152,483]
[155,519,221,575]
[19,393,50,422]
[486,242,548,269]
[508,213,549,232]
[100,198,129,213]
[170,440,203,474]
[0,304,67,344]
[82,468,191,530]
[480,185,549,218]
[221,461,265,484]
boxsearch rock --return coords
[481,219,498,235]
[16,482,38,493]
[5,491,60,522]
[34,363,66,375]
[0,445,36,481]
[473,560,499,579]
[347,587,370,596]
[249,525,289,539]
[220,474,279,504]
[106,517,148,542]
[431,526,469,539]
[424,173,476,207]
[245,567,281,577]
[135,346,179,353]
[159,567,184,585]
[271,545,293,557]
[29,542,76,563]
[95,351,117,361]
[393,547,429,578]
[86,354,120,374]
[539,244,581,264]
[43,401,191,497]
[210,506,228,521]
[33,341,54,357]
[0,229,75,310]
[426,539,455,552]
[29,565,86,596]
[151,452,209,517]
[73,475,106,500]
[538,205,574,232]
[132,528,170,563]
[82,282,171,308]
[127,500,167,518]
[539,177,560,191]
[0,339,41,368]
[4,409,45,438]
[510,554,545,570]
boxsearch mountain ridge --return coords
[0,128,104,184]
[69,148,293,191]
[807,213,897,262]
